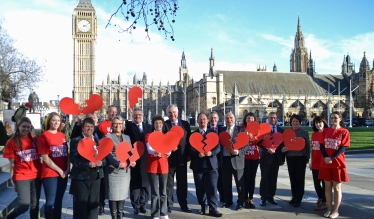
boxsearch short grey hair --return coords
[167,104,178,113]
[225,111,235,117]
[133,107,143,115]
[209,111,219,118]
[111,115,124,123]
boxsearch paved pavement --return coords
[17,153,374,219]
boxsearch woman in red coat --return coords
[145,115,171,219]
[319,112,350,218]
[3,117,41,219]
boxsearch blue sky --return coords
[1,0,373,101]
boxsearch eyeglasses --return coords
[330,117,339,120]
[113,123,123,126]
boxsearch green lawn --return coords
[190,126,374,150]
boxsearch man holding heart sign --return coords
[189,113,222,217]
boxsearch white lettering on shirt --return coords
[312,141,320,150]
[16,149,39,162]
[51,145,68,158]
[324,135,342,150]
[245,142,256,155]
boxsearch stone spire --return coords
[208,48,215,77]
[75,0,94,9]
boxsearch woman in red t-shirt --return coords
[146,115,171,219]
[3,117,41,219]
[38,112,69,219]
[318,111,350,219]
[241,112,260,209]
[310,116,328,211]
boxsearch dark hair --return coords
[197,113,207,120]
[151,115,164,130]
[330,111,344,127]
[242,112,256,126]
[82,117,95,128]
[12,117,35,150]
[45,112,62,131]
[290,114,301,124]
[312,116,328,132]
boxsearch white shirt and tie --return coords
[223,126,235,156]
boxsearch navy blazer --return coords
[189,128,220,171]
[258,126,285,165]
[218,125,248,170]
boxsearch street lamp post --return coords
[182,86,186,121]
[349,79,359,127]
[57,95,60,113]
[194,82,200,113]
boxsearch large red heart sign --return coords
[256,123,271,141]
[128,86,143,108]
[262,132,283,149]
[233,132,249,150]
[283,129,306,151]
[116,141,132,164]
[60,94,103,115]
[246,121,260,136]
[189,132,219,153]
[78,137,114,162]
[148,130,180,154]
[129,141,145,162]
[219,131,233,152]
[170,125,184,140]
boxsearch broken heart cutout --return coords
[233,132,249,150]
[246,121,260,136]
[116,141,145,164]
[219,131,233,152]
[148,129,181,154]
[78,137,114,162]
[189,132,219,154]
[262,132,283,149]
[256,123,271,141]
[129,141,145,162]
[60,94,103,115]
[128,86,143,108]
[283,129,306,151]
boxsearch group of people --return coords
[2,102,350,219]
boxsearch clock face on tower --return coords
[77,19,91,32]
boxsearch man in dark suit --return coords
[124,107,151,214]
[189,113,222,217]
[258,112,285,206]
[218,112,248,210]
[164,104,191,213]
[208,111,225,202]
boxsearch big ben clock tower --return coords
[72,0,97,105]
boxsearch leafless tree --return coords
[0,21,44,109]
[106,0,179,41]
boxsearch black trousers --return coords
[166,164,188,208]
[130,164,149,210]
[259,158,279,200]
[221,157,245,205]
[72,171,101,219]
[99,169,106,207]
[312,169,326,202]
[244,159,259,200]
[193,168,219,211]
[217,167,225,201]
[286,156,307,203]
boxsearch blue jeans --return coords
[42,177,68,213]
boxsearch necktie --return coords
[138,124,143,133]
[272,126,276,134]
[201,130,205,135]
[172,122,177,127]
[227,128,232,153]
[213,126,216,131]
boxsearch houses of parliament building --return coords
[72,0,374,123]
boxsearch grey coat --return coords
[104,133,132,200]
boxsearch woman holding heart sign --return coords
[281,114,310,208]
[318,112,350,219]
[105,115,134,219]
[145,115,171,219]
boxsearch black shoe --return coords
[209,210,223,217]
[168,207,172,213]
[293,202,301,207]
[98,206,105,215]
[235,204,243,210]
[260,200,267,206]
[199,206,207,215]
[221,202,233,208]
[289,199,295,205]
[134,208,139,215]
[139,206,147,214]
[181,206,191,213]
[268,198,278,205]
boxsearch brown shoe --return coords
[315,199,322,207]
[244,199,256,209]
[314,202,327,211]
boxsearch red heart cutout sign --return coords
[219,131,233,152]
[129,141,145,162]
[148,130,180,154]
[262,132,283,149]
[189,132,219,154]
[283,129,306,151]
[233,132,249,150]
[116,141,132,164]
[128,86,143,108]
[60,94,103,115]
[256,123,271,141]
[246,121,260,137]
[78,137,114,162]
[170,125,184,140]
